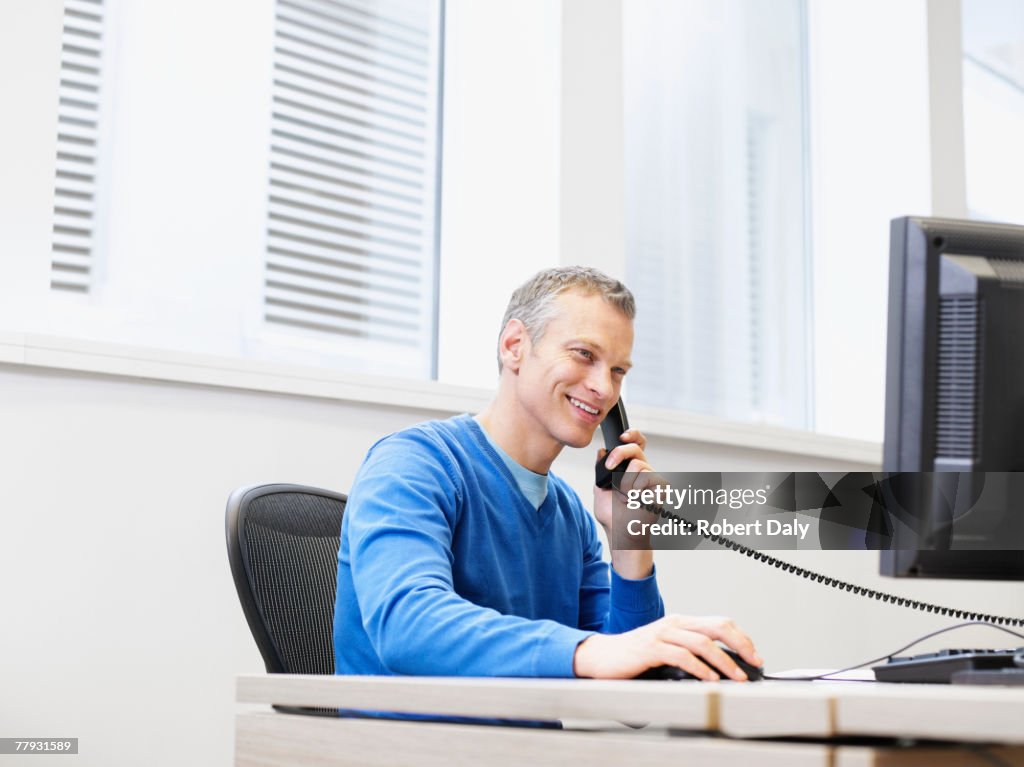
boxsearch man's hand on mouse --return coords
[572,614,763,681]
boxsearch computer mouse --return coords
[635,647,764,682]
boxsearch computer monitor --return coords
[881,216,1024,580]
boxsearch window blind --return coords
[52,0,106,294]
[264,0,441,372]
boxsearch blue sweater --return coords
[333,414,664,677]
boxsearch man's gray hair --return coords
[497,266,636,371]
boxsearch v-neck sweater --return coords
[475,416,549,509]
[333,414,664,677]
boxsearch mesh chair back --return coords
[226,484,346,675]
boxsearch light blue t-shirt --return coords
[474,416,548,509]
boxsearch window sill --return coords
[0,330,881,465]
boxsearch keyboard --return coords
[872,647,1024,684]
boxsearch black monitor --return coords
[881,216,1024,580]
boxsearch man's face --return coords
[513,290,634,451]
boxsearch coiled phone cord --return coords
[637,501,1024,628]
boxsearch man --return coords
[333,267,761,680]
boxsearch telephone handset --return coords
[590,398,1023,627]
[595,399,630,491]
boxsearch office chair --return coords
[225,483,346,677]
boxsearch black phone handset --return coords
[592,399,1023,627]
[595,399,630,491]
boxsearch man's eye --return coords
[574,349,594,360]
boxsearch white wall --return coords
[0,365,423,767]
[3,363,1022,766]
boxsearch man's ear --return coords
[498,319,529,373]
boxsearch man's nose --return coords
[585,366,615,401]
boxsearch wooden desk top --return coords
[237,674,1024,744]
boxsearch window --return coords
[962,0,1024,223]
[262,0,443,378]
[52,0,109,294]
[25,0,443,381]
[622,0,811,428]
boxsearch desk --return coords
[235,674,1024,766]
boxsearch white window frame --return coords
[250,0,444,380]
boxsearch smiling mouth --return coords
[567,396,600,416]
